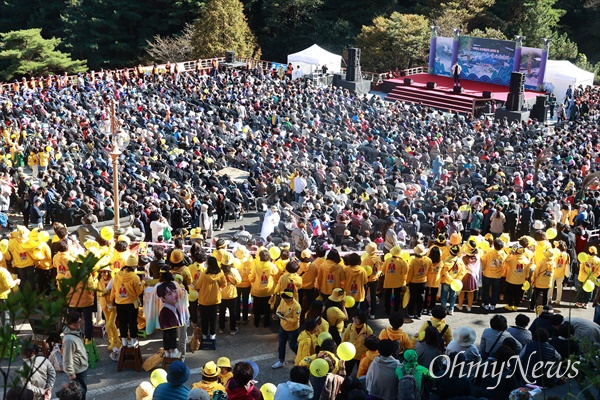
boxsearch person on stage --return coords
[452,62,462,86]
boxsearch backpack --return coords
[212,390,227,400]
[427,320,449,351]
[397,365,420,400]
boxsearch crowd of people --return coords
[2,62,600,400]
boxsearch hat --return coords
[449,245,460,256]
[328,288,345,302]
[135,381,154,400]
[220,252,234,266]
[413,244,426,256]
[390,246,402,257]
[167,360,190,386]
[281,288,294,299]
[217,357,231,369]
[280,242,291,250]
[387,216,397,223]
[543,249,556,259]
[454,326,476,347]
[589,246,598,255]
[464,239,478,255]
[188,388,210,400]
[301,249,313,259]
[235,246,249,259]
[125,255,139,267]
[216,239,229,249]
[435,234,447,245]
[533,220,545,230]
[170,249,185,264]
[202,361,220,378]
[365,242,378,254]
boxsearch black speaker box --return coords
[509,72,525,93]
[347,48,361,66]
[531,104,548,122]
[536,95,548,107]
[426,82,437,89]
[506,92,524,111]
[404,78,413,85]
[225,51,235,63]
[332,73,342,86]
[346,65,362,82]
[483,91,493,98]
[453,86,463,93]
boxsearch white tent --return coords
[544,60,595,104]
[287,44,342,78]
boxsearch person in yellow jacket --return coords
[575,246,599,308]
[424,246,443,316]
[112,255,144,347]
[481,239,507,311]
[342,310,373,375]
[195,256,226,340]
[357,334,379,378]
[7,226,36,290]
[379,312,414,356]
[381,245,408,315]
[272,289,301,369]
[298,249,318,316]
[429,234,450,262]
[37,149,50,176]
[415,306,453,346]
[110,239,130,270]
[343,253,368,310]
[27,230,53,295]
[550,241,570,305]
[249,249,278,328]
[53,239,77,290]
[316,249,345,297]
[27,150,39,178]
[439,245,465,315]
[295,317,319,365]
[97,265,120,358]
[234,246,252,324]
[530,248,557,311]
[324,288,348,343]
[192,361,226,397]
[503,245,532,311]
[169,249,192,289]
[406,244,431,319]
[0,251,20,327]
[275,260,302,302]
[67,257,97,343]
[361,242,382,319]
[219,252,241,335]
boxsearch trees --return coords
[192,0,261,59]
[0,29,86,81]
[145,23,196,64]
[356,12,429,72]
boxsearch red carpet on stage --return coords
[383,73,540,114]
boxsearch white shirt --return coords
[150,219,170,242]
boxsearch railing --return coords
[403,66,426,76]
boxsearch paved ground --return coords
[7,210,595,399]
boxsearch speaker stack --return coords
[404,78,413,85]
[530,94,549,122]
[346,47,362,82]
[453,86,464,93]
[426,82,437,89]
[506,72,525,111]
[225,51,235,63]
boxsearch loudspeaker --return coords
[453,86,463,93]
[332,73,342,86]
[506,92,524,111]
[225,51,235,63]
[536,95,548,107]
[509,72,525,93]
[483,91,493,98]
[403,78,413,85]
[426,82,437,89]
[347,48,361,66]
[346,65,361,81]
[531,104,548,122]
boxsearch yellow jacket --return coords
[532,257,556,289]
[54,251,77,289]
[196,271,226,305]
[357,350,379,378]
[191,381,225,399]
[534,240,552,265]
[8,238,35,268]
[276,298,301,331]
[426,261,443,288]
[503,253,532,285]
[481,249,508,279]
[342,322,374,360]
[316,260,345,295]
[298,261,318,289]
[31,242,52,270]
[249,260,278,297]
[407,256,431,284]
[382,256,408,288]
[0,267,18,299]
[417,318,452,345]
[68,275,97,308]
[554,252,570,280]
[189,261,205,284]
[171,265,193,287]
[235,258,253,288]
[38,151,50,167]
[221,268,241,300]
[577,256,598,283]
[429,244,450,262]
[378,327,415,352]
[343,265,367,302]
[97,277,114,309]
[361,253,383,283]
[274,272,302,300]
[295,330,318,365]
[110,250,130,270]
[112,270,144,305]
[441,256,466,284]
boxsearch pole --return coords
[111,151,120,231]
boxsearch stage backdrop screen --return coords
[434,37,454,77]
[519,47,543,90]
[457,36,516,86]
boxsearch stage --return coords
[382,73,541,114]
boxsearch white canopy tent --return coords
[544,60,595,104]
[287,44,342,79]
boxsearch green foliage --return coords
[550,30,579,60]
[518,0,565,47]
[0,28,86,81]
[575,53,600,85]
[356,12,429,72]
[192,0,261,59]
[469,27,507,40]
[418,0,496,36]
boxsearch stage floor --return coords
[384,73,540,102]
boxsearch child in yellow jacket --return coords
[342,311,373,376]
[295,317,319,365]
[343,253,368,308]
[381,246,408,315]
[530,249,556,311]
[378,312,414,355]
[111,256,144,347]
[361,242,383,318]
[357,334,379,378]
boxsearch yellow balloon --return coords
[233,259,241,268]
[317,331,333,346]
[55,153,62,160]
[546,228,557,240]
[403,288,410,308]
[578,253,589,263]
[583,279,595,293]
[364,265,373,276]
[478,241,490,251]
[361,252,368,261]
[260,383,277,400]
[310,358,329,377]
[269,246,281,260]
[400,250,410,261]
[45,146,51,152]
[344,295,356,308]
[450,279,463,292]
[0,239,8,254]
[100,226,114,241]
[522,281,530,291]
[37,231,50,243]
[188,289,198,302]
[384,253,392,261]
[337,342,356,361]
[150,368,167,387]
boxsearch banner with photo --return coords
[457,36,516,86]
[433,37,454,77]
[519,47,543,90]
